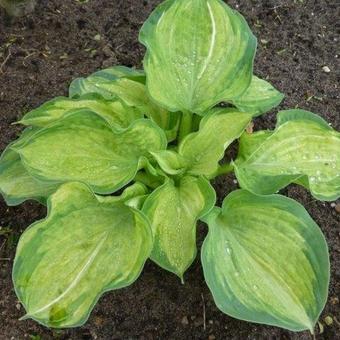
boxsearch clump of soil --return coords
[0,0,339,339]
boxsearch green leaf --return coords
[69,66,145,98]
[235,110,340,201]
[70,68,180,142]
[96,182,149,209]
[139,0,257,114]
[142,176,215,279]
[18,94,142,128]
[201,190,329,332]
[231,76,284,116]
[0,129,58,206]
[13,110,167,194]
[276,109,332,130]
[13,182,152,328]
[150,150,188,175]
[179,108,252,176]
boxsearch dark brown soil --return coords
[0,0,339,339]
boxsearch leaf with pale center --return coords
[234,110,340,201]
[201,190,329,332]
[142,176,215,280]
[0,128,58,205]
[70,67,180,141]
[18,94,142,128]
[13,182,152,328]
[179,108,252,176]
[69,66,145,99]
[231,76,284,116]
[139,0,257,114]
[13,110,167,194]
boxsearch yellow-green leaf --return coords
[13,110,167,194]
[139,0,257,114]
[70,67,180,142]
[201,190,329,332]
[179,108,252,176]
[13,182,152,328]
[142,176,215,280]
[69,66,145,99]
[0,128,58,205]
[231,76,284,116]
[18,94,142,128]
[235,110,340,201]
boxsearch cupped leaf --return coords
[150,150,188,175]
[178,108,252,176]
[18,94,142,128]
[69,67,180,142]
[231,76,284,116]
[139,0,257,114]
[201,190,329,332]
[96,182,150,210]
[13,182,152,328]
[276,109,332,130]
[13,110,167,194]
[69,66,145,98]
[142,176,215,280]
[0,129,58,205]
[235,110,340,201]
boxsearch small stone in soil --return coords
[322,66,331,73]
[324,316,333,326]
[335,203,340,213]
[208,335,216,340]
[181,316,189,326]
[194,316,204,327]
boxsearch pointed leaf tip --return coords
[202,190,330,332]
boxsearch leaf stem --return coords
[178,110,193,143]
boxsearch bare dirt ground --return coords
[0,0,339,339]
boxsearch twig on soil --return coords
[0,258,10,261]
[0,47,12,74]
[201,293,206,331]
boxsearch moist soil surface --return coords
[0,0,339,339]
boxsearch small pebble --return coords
[331,203,336,207]
[322,66,331,73]
[335,203,340,213]
[324,316,333,326]
[330,296,339,305]
[194,316,204,327]
[181,316,189,326]
[208,335,216,340]
[15,303,21,310]
[208,319,213,325]
[93,34,101,41]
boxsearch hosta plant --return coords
[1,0,338,333]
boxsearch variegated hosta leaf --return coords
[179,108,252,176]
[139,0,257,114]
[96,182,149,210]
[142,176,215,280]
[70,67,180,141]
[18,94,142,128]
[13,182,152,328]
[235,110,340,201]
[13,110,167,194]
[201,190,329,332]
[0,129,58,205]
[69,66,145,98]
[231,76,284,116]
[150,150,188,175]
